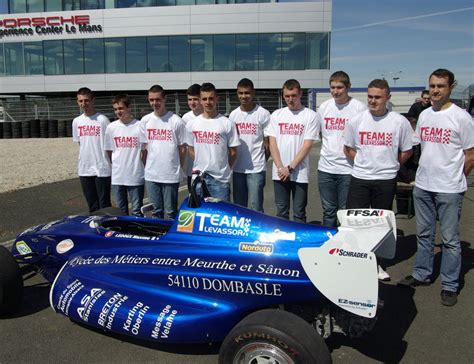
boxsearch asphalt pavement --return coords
[0,147,473,364]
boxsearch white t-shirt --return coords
[266,107,321,183]
[186,114,241,183]
[105,119,145,186]
[72,112,111,177]
[317,98,367,174]
[229,105,271,174]
[182,110,201,177]
[345,110,413,180]
[140,111,186,184]
[415,104,474,193]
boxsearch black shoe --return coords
[397,275,430,287]
[441,290,457,306]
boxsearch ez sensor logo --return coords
[329,248,368,259]
[346,210,384,217]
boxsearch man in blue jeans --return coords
[229,78,270,212]
[317,71,366,227]
[398,69,474,306]
[267,79,320,222]
[186,83,240,201]
[140,85,187,219]
[105,94,146,216]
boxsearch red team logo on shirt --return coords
[147,128,173,141]
[79,125,101,136]
[324,117,347,130]
[278,123,305,135]
[420,127,452,144]
[114,136,139,148]
[359,131,393,146]
[236,122,257,135]
[193,131,220,144]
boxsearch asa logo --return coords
[177,210,195,233]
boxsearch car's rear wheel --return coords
[0,245,23,315]
[219,309,332,364]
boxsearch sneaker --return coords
[441,290,457,306]
[397,275,430,287]
[378,265,391,281]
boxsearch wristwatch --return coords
[287,165,294,173]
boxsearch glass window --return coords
[236,34,258,71]
[44,40,64,75]
[126,37,147,73]
[156,0,175,5]
[0,44,4,76]
[4,43,24,75]
[137,0,156,6]
[45,0,62,11]
[117,0,136,7]
[84,39,105,74]
[28,0,44,12]
[306,33,330,69]
[81,0,104,9]
[258,33,281,70]
[24,42,43,75]
[168,36,190,72]
[105,38,125,73]
[176,0,193,4]
[9,0,27,13]
[282,33,305,70]
[196,0,213,4]
[147,36,169,72]
[213,34,235,71]
[64,0,80,9]
[64,40,84,74]
[105,0,114,8]
[191,35,212,71]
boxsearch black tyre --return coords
[40,119,49,138]
[3,122,12,139]
[219,309,332,364]
[0,245,23,316]
[0,122,3,139]
[93,207,127,216]
[65,119,73,137]
[30,119,40,138]
[48,119,58,138]
[11,122,22,138]
[58,119,67,137]
[22,119,31,138]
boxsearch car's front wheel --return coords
[219,309,332,364]
[0,245,23,316]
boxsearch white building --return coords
[0,0,332,97]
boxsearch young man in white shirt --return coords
[398,69,474,306]
[186,83,240,202]
[140,85,187,219]
[317,71,366,227]
[267,79,321,222]
[229,78,270,212]
[105,94,146,217]
[182,84,203,192]
[344,79,413,281]
[72,87,111,214]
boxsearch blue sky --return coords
[0,0,472,88]
[331,0,474,88]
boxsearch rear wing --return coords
[298,209,397,318]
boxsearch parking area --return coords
[1,147,473,363]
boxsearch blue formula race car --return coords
[0,178,397,364]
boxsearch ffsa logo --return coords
[346,210,384,217]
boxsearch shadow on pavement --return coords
[327,283,417,363]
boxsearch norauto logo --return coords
[329,248,368,259]
[346,210,384,217]
[0,15,90,28]
[0,14,102,38]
